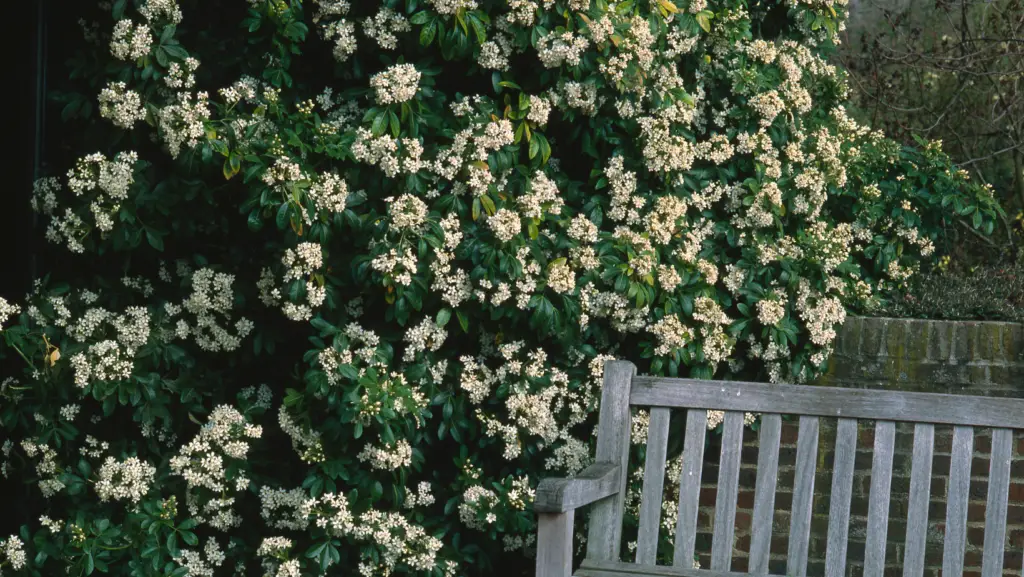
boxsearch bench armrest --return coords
[534,461,621,514]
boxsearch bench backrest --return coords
[588,361,1024,577]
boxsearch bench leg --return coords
[536,511,574,577]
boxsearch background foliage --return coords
[0,0,1001,575]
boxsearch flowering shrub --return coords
[0,0,1001,575]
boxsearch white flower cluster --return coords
[350,509,442,575]
[370,63,421,105]
[402,318,447,362]
[536,31,589,68]
[31,176,60,215]
[427,0,478,14]
[170,268,253,352]
[459,485,498,530]
[67,306,150,389]
[304,492,356,536]
[389,194,429,231]
[527,94,551,125]
[260,486,311,531]
[110,20,152,61]
[0,535,26,571]
[165,57,200,89]
[139,0,183,25]
[21,439,65,497]
[0,297,19,331]
[257,536,293,557]
[157,91,210,158]
[307,172,349,217]
[282,243,323,282]
[95,456,156,503]
[756,295,786,327]
[357,439,413,470]
[488,209,522,242]
[363,7,410,50]
[58,150,139,236]
[175,538,226,577]
[404,481,435,508]
[169,405,262,529]
[325,19,358,62]
[98,82,146,129]
[649,315,693,356]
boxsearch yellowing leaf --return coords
[658,0,679,14]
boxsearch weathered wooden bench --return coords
[534,361,1024,577]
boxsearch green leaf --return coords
[436,308,452,327]
[479,194,496,216]
[146,230,164,252]
[695,11,712,32]
[529,137,540,159]
[456,310,470,333]
[389,110,401,138]
[420,21,437,46]
[276,203,290,230]
[372,111,388,136]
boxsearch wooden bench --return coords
[534,361,1024,577]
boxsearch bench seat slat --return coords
[864,420,896,577]
[636,408,671,565]
[673,410,707,567]
[982,428,1013,577]
[903,423,934,577]
[578,559,786,577]
[787,416,819,577]
[749,413,781,575]
[631,377,1024,429]
[942,425,974,577]
[710,412,743,571]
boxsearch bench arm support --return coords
[534,462,622,577]
[534,462,621,513]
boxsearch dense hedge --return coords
[0,0,1001,575]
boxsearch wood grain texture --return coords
[587,361,636,562]
[942,426,974,577]
[534,461,621,513]
[536,511,574,577]
[864,420,895,577]
[903,423,934,577]
[748,413,781,575]
[824,418,858,577]
[673,409,707,567]
[982,428,1013,577]
[787,416,819,577]
[711,412,744,571]
[631,377,1024,428]
[578,558,776,577]
[636,407,671,565]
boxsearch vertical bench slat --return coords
[749,413,781,575]
[636,407,671,565]
[942,425,974,577]
[710,411,744,571]
[903,423,935,577]
[982,428,1013,577]
[824,418,858,577]
[673,409,707,567]
[787,415,819,577]
[864,420,896,577]
[586,361,635,562]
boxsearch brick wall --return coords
[690,317,1024,576]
